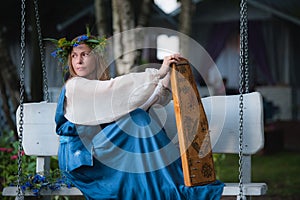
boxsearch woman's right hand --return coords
[158,53,182,79]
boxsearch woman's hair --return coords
[67,35,110,81]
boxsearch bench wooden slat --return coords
[2,186,82,196]
[2,183,267,197]
[222,183,268,196]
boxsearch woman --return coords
[54,33,224,200]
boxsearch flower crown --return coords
[46,31,106,66]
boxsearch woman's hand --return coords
[158,53,182,79]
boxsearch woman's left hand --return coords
[158,53,182,78]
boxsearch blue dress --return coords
[55,87,224,200]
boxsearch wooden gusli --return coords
[170,58,216,186]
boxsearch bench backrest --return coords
[203,91,264,154]
[16,92,264,156]
[16,102,58,156]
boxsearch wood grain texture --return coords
[170,58,216,186]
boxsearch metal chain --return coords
[17,0,26,199]
[238,0,249,199]
[34,0,49,102]
[243,0,249,94]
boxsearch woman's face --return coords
[71,43,97,80]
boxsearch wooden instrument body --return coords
[170,58,216,186]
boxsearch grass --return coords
[217,150,300,198]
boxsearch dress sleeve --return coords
[139,80,172,110]
[64,68,161,125]
[55,87,78,136]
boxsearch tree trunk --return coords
[111,0,136,75]
[137,0,151,27]
[179,0,193,56]
[94,0,111,37]
[95,0,153,75]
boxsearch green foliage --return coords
[218,151,300,198]
[252,151,300,197]
[213,153,226,180]
[0,130,70,198]
[0,130,36,190]
[10,169,73,197]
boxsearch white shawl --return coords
[64,68,171,125]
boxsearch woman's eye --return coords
[83,52,90,57]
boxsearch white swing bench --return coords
[2,92,267,199]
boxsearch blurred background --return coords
[0,0,300,198]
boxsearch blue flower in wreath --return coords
[77,35,89,42]
[73,35,89,47]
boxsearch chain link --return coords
[238,0,249,199]
[17,0,26,199]
[243,0,249,94]
[16,0,48,198]
[34,0,49,102]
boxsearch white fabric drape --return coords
[64,68,171,125]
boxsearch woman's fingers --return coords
[169,53,182,62]
[163,53,182,66]
[159,53,183,78]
